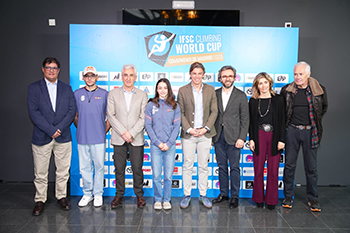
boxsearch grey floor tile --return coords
[280,212,328,228]
[254,228,294,233]
[98,226,139,233]
[317,213,350,228]
[291,228,333,233]
[18,224,62,233]
[58,224,102,233]
[104,206,143,226]
[245,212,289,228]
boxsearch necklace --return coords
[85,87,98,103]
[258,98,271,117]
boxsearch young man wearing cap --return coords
[74,66,110,207]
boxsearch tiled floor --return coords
[0,182,349,233]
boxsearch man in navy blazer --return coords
[27,57,76,216]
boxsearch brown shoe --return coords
[137,196,146,208]
[111,196,122,209]
[57,198,71,211]
[32,201,44,216]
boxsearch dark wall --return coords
[1,0,349,185]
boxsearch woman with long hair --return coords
[145,78,181,210]
[249,72,285,210]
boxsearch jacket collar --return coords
[286,77,324,96]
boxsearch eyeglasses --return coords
[44,66,59,71]
[221,75,234,79]
[84,75,97,79]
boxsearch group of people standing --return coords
[28,57,327,216]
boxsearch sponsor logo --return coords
[275,74,289,83]
[274,87,282,94]
[110,72,122,81]
[143,153,151,162]
[140,72,153,82]
[109,165,115,175]
[244,141,250,150]
[109,85,121,90]
[125,179,133,188]
[175,153,182,162]
[245,73,257,83]
[203,73,214,82]
[242,167,254,176]
[104,179,108,188]
[172,180,182,188]
[105,152,109,161]
[243,154,253,163]
[104,166,109,175]
[142,166,152,175]
[139,86,154,96]
[110,179,116,188]
[97,72,108,81]
[144,140,150,149]
[175,140,182,149]
[279,154,285,163]
[279,167,284,177]
[169,72,184,82]
[125,166,133,175]
[213,167,219,176]
[80,178,83,187]
[191,180,197,189]
[173,166,183,175]
[278,180,284,190]
[235,73,244,83]
[143,179,153,188]
[245,87,253,97]
[145,31,176,67]
[213,180,220,189]
[243,180,254,189]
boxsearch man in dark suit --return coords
[212,65,249,208]
[27,57,76,216]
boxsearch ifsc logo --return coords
[145,31,176,67]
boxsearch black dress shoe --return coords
[111,196,123,209]
[228,197,239,209]
[32,201,44,216]
[257,202,264,208]
[212,194,229,204]
[57,198,71,211]
[267,204,275,210]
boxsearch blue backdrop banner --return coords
[69,24,299,198]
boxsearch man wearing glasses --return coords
[73,66,110,207]
[28,57,76,216]
[211,65,249,208]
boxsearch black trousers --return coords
[283,125,318,201]
[113,143,144,197]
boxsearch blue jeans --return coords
[78,144,105,196]
[214,131,241,198]
[151,144,176,202]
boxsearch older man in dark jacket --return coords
[280,61,328,212]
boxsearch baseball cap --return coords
[83,66,97,75]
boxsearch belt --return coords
[290,124,312,130]
[258,124,273,132]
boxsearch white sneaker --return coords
[154,201,162,210]
[78,195,93,207]
[94,195,103,207]
[163,201,172,210]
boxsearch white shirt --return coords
[45,78,57,112]
[222,86,234,111]
[123,86,134,112]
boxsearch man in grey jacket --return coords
[212,65,249,208]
